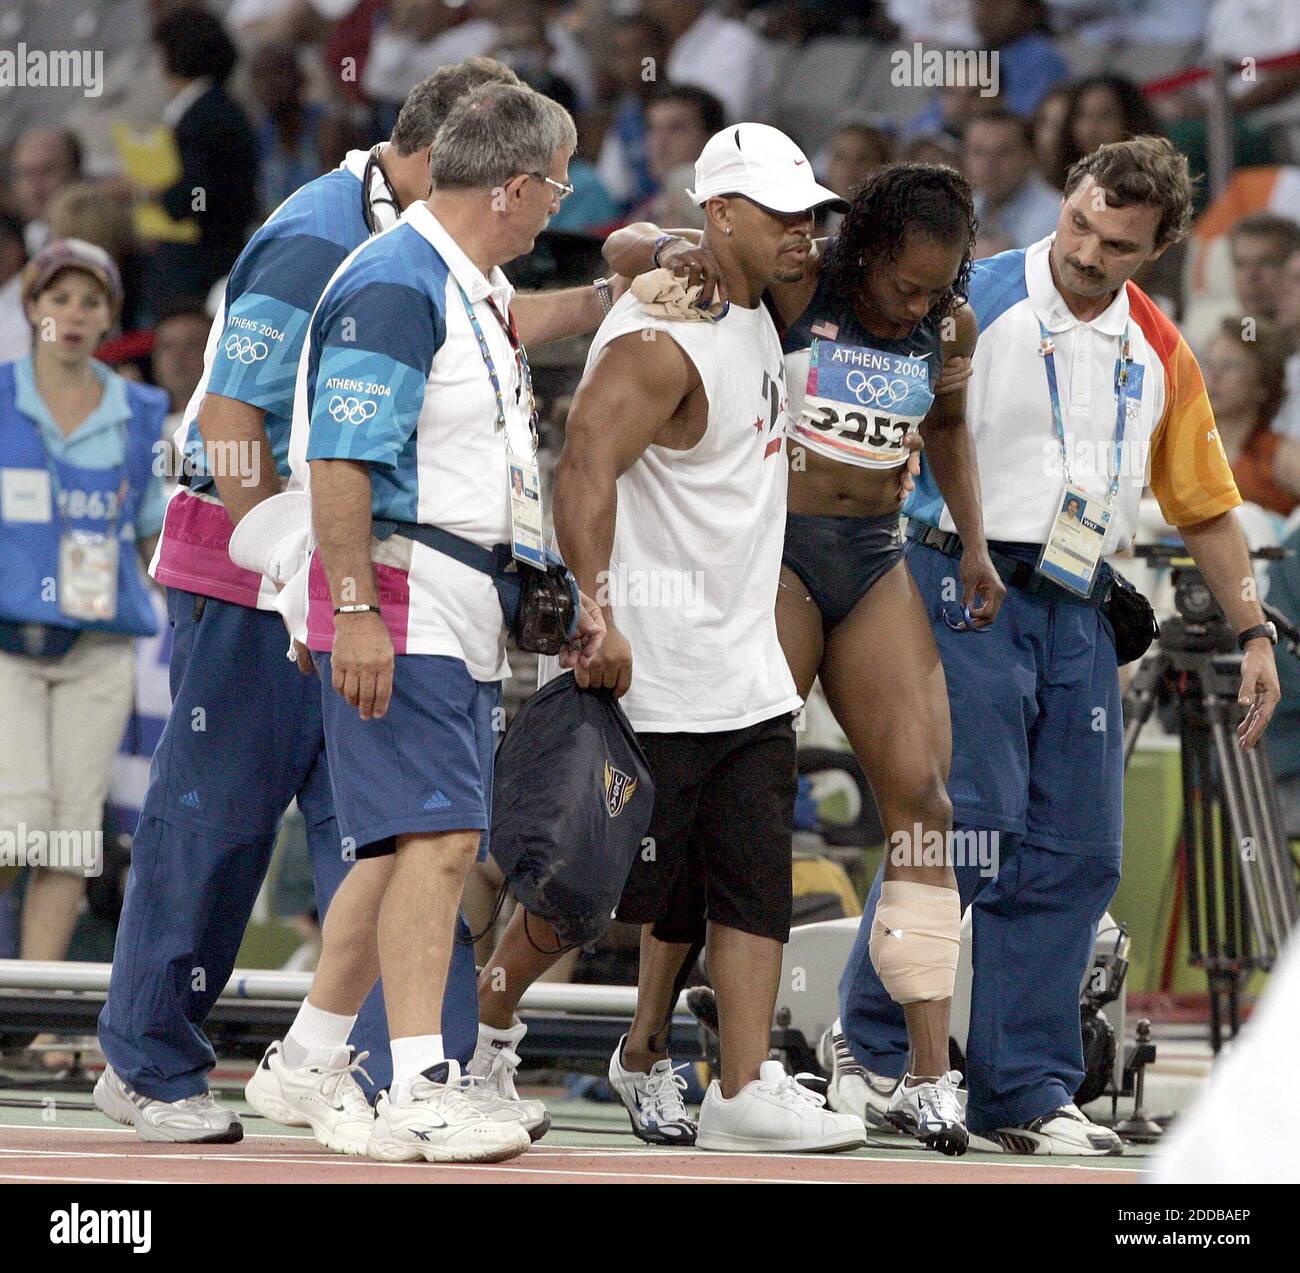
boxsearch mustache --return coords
[1066,257,1105,280]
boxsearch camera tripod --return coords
[1123,612,1300,1052]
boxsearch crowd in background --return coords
[5,0,1300,982]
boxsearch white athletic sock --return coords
[390,1034,444,1102]
[478,1018,523,1044]
[284,1001,357,1068]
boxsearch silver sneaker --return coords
[94,1063,243,1143]
[994,1104,1124,1156]
[885,1070,969,1156]
[818,1021,902,1133]
[608,1035,697,1145]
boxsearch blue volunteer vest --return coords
[0,360,165,637]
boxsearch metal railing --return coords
[0,959,679,1018]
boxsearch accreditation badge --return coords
[508,458,545,570]
[1035,484,1111,597]
[58,529,119,621]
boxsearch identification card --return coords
[59,530,119,621]
[1036,485,1110,597]
[1,468,53,522]
[508,459,545,570]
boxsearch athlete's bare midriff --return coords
[786,443,904,517]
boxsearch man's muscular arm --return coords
[602,222,824,324]
[552,331,700,693]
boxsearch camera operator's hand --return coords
[574,620,632,697]
[1237,640,1280,750]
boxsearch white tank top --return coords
[571,291,801,733]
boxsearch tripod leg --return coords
[1246,740,1300,934]
[1122,656,1165,767]
[1180,708,1206,980]
[1207,700,1271,961]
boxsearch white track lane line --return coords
[0,1125,1142,1175]
[0,1145,1139,1183]
[0,1171,180,1184]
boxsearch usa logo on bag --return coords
[603,760,638,819]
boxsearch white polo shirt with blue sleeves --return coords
[293,203,533,683]
[0,355,167,637]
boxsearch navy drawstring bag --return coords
[491,672,654,948]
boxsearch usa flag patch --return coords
[811,319,838,339]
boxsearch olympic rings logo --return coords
[328,395,378,425]
[845,370,910,409]
[224,334,269,364]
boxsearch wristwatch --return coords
[651,233,682,269]
[593,277,613,316]
[1237,621,1278,650]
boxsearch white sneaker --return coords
[994,1103,1123,1156]
[366,1060,531,1164]
[466,1020,551,1141]
[608,1034,697,1145]
[697,1059,867,1153]
[93,1063,243,1144]
[818,1021,902,1132]
[244,1040,374,1155]
[885,1071,969,1156]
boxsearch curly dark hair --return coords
[823,162,977,326]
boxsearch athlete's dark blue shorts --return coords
[782,510,905,631]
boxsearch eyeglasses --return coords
[528,173,575,202]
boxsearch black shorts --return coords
[616,713,797,945]
[782,510,905,631]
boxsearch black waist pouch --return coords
[373,520,578,655]
[1102,569,1159,665]
[491,672,654,947]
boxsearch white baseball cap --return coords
[687,123,849,215]
[228,490,311,585]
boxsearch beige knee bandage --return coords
[868,881,960,1003]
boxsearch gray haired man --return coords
[273,83,604,1164]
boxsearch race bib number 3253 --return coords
[792,338,934,470]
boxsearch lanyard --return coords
[454,280,537,455]
[1038,319,1131,502]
